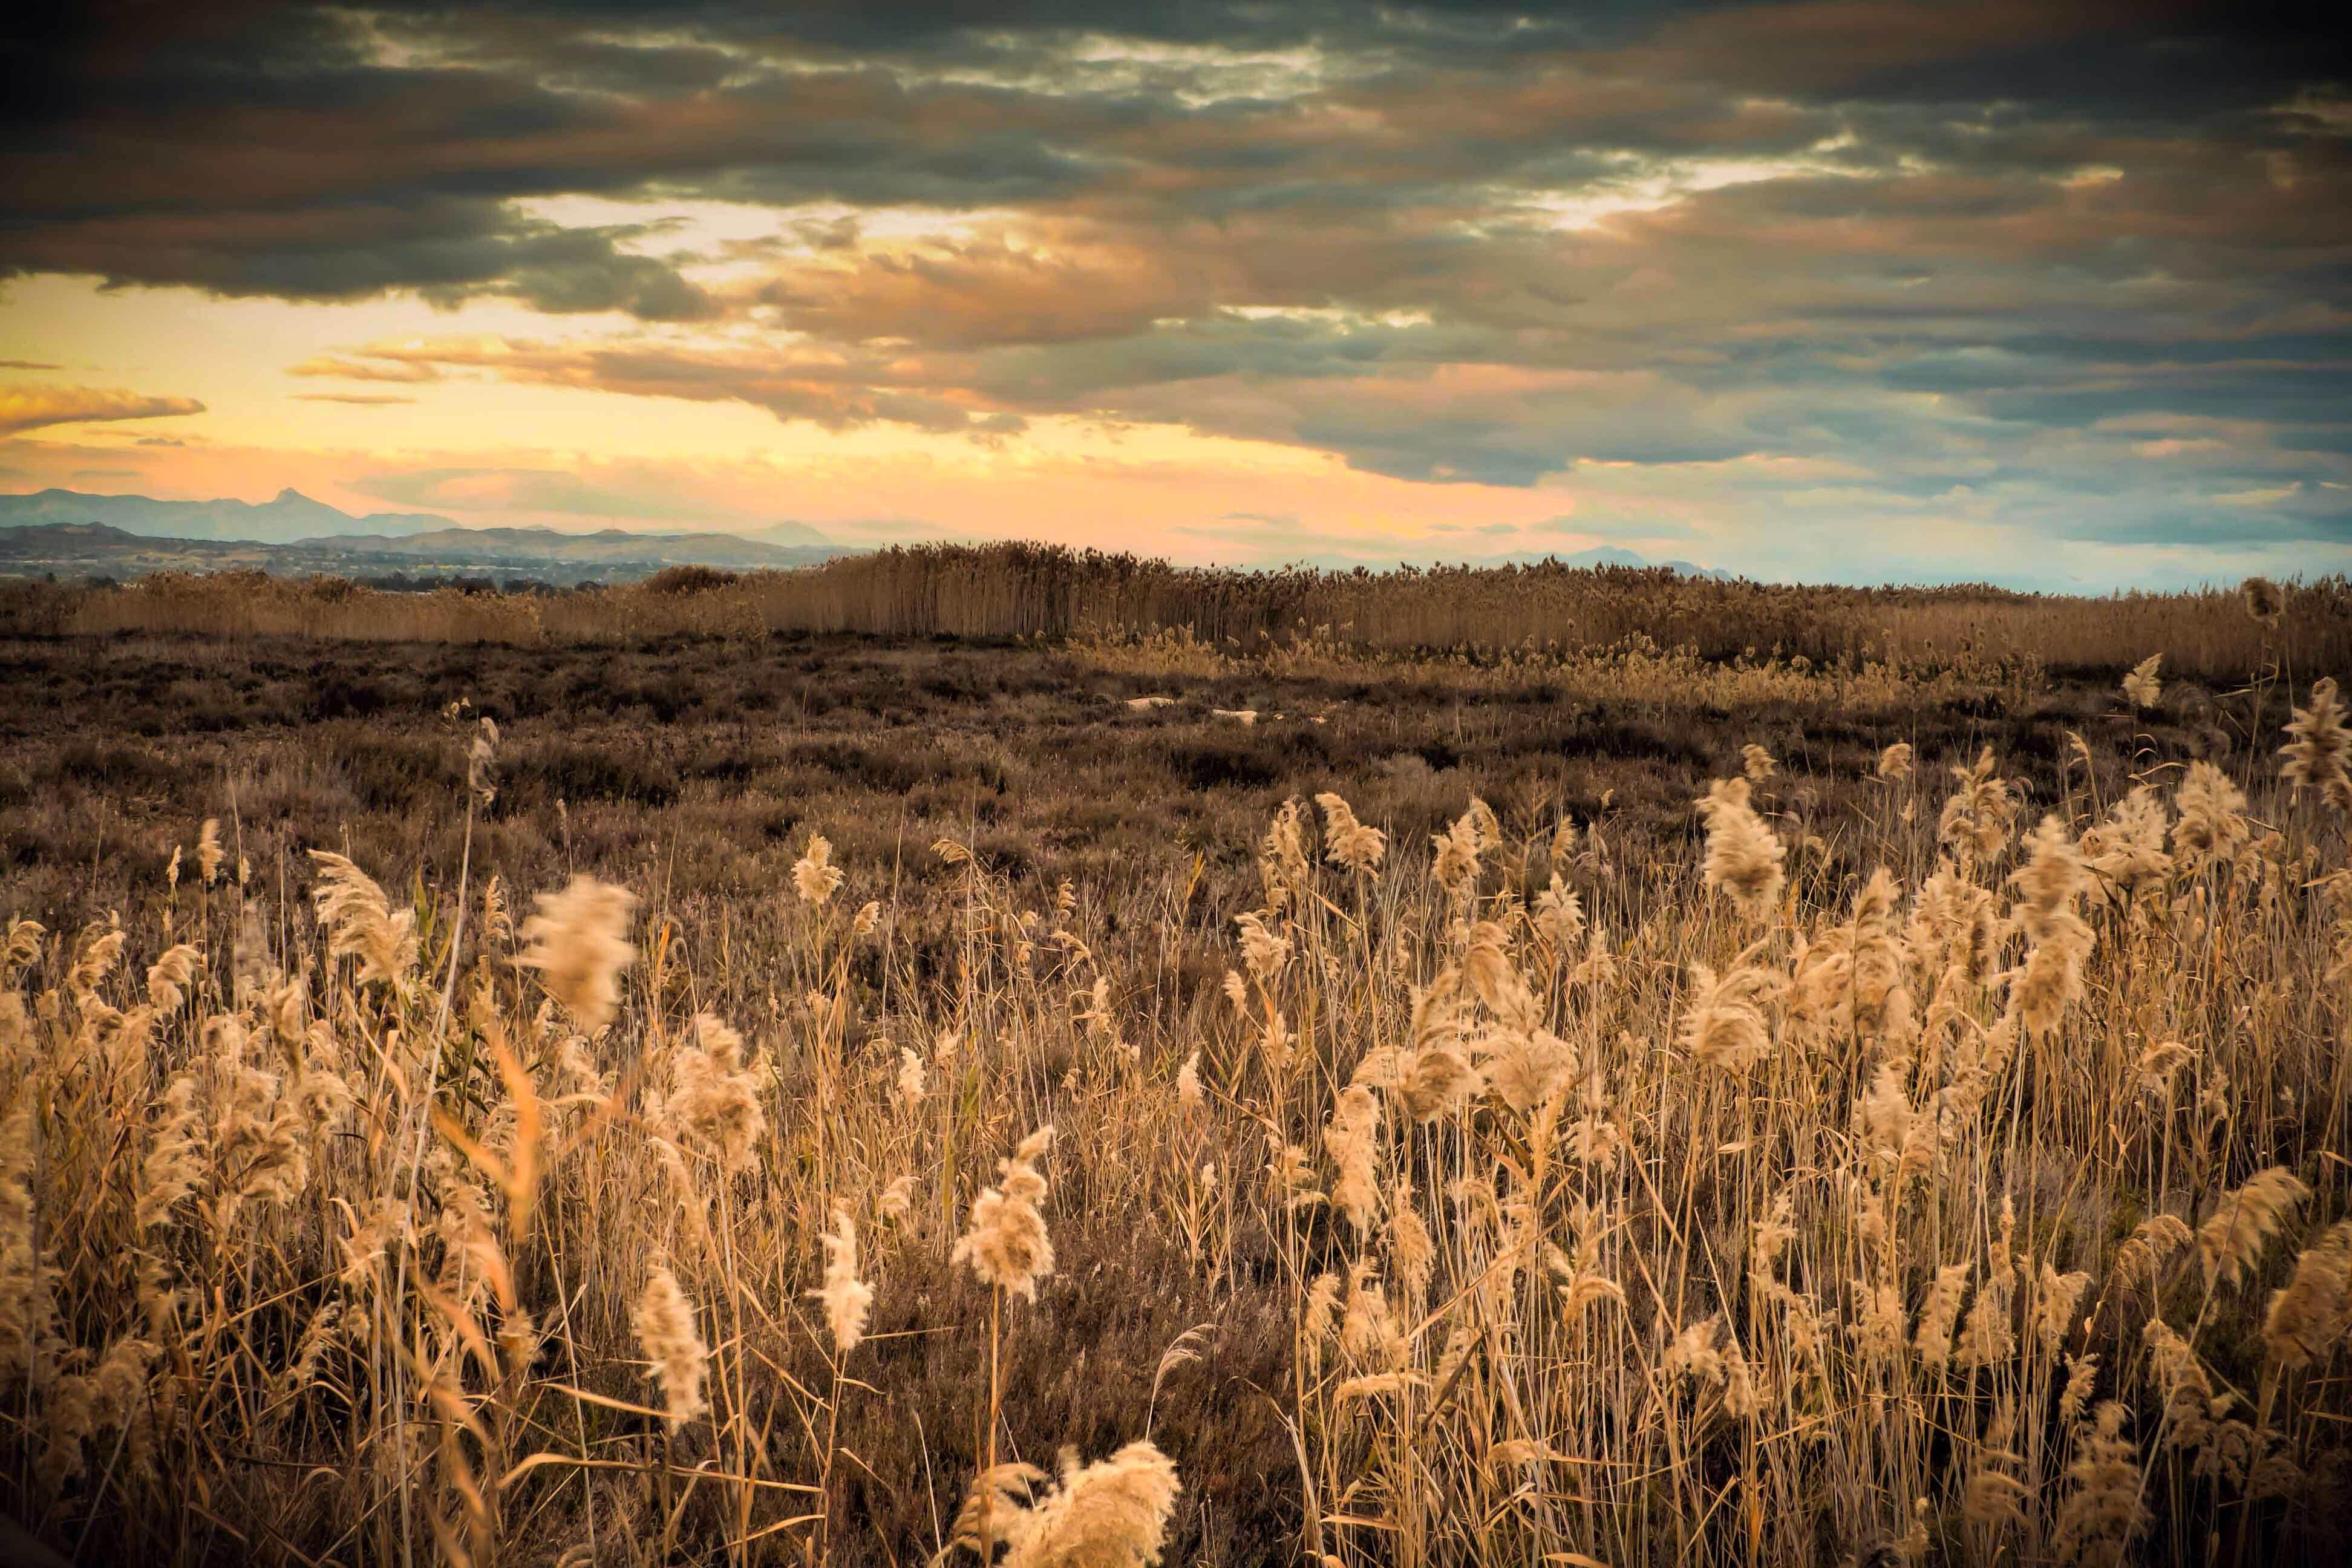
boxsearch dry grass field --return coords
[6,558,2352,1566]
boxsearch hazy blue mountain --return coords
[0,519,854,585]
[0,487,449,544]
[734,521,834,550]
[309,524,842,567]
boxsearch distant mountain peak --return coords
[0,485,449,544]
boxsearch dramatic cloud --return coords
[4,1,2348,580]
[0,384,206,438]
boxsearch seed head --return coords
[2241,575,2285,625]
[792,832,844,906]
[810,1207,873,1356]
[307,852,418,993]
[952,1126,1056,1301]
[514,877,638,1035]
[1695,777,1785,924]
[632,1266,709,1429]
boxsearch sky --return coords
[2,1,2348,589]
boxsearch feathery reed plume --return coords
[2060,1353,2102,1426]
[2037,1263,2092,1354]
[514,877,638,1034]
[1396,967,1481,1119]
[1915,1262,1971,1369]
[792,832,845,905]
[1534,872,1584,952]
[196,818,223,885]
[660,1012,766,1174]
[2081,787,2172,906]
[2171,762,2250,868]
[633,1266,710,1429]
[307,851,418,993]
[1958,1214,2018,1369]
[480,874,512,947]
[2054,1400,2145,1566]
[1877,742,1915,782]
[898,1047,929,1108]
[2242,575,2285,626]
[946,1463,1049,1563]
[990,1442,1181,1568]
[1964,1463,2031,1532]
[0,1100,35,1384]
[1233,911,1289,982]
[1338,1259,1407,1371]
[2013,808,2088,930]
[145,944,200,1013]
[1938,747,2017,864]
[1742,743,1779,783]
[2264,1219,2352,1369]
[1313,791,1387,874]
[2121,654,2162,710]
[2198,1166,2310,1287]
[1677,959,1778,1074]
[1844,866,1913,1047]
[1431,805,1486,893]
[1695,776,1785,924]
[812,1207,873,1356]
[1,918,41,981]
[1664,1314,1726,1389]
[2114,1215,2193,1288]
[1174,1051,1203,1116]
[1388,1180,1435,1304]
[953,1126,1056,1301]
[68,920,125,999]
[1322,1085,1382,1232]
[2129,1039,2195,1099]
[2280,677,2352,811]
[2008,815,2095,1036]
[1255,796,1310,909]
[879,1174,919,1227]
[136,1074,204,1230]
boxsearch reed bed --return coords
[7,549,2347,685]
[6,633,2352,1566]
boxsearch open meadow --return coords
[6,555,2352,1566]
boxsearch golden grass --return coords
[10,545,2351,685]
[7,636,2352,1565]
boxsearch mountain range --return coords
[0,487,851,583]
[1,488,1729,583]
[318,525,837,567]
[0,486,837,555]
[0,486,452,544]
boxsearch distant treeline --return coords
[2,545,2345,684]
